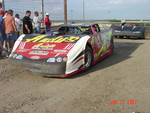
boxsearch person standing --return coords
[0,9,4,56]
[44,13,51,33]
[0,3,4,16]
[23,10,33,34]
[3,10,7,19]
[15,14,21,40]
[4,9,16,52]
[33,11,41,33]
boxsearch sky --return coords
[4,0,150,20]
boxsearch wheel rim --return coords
[85,50,92,68]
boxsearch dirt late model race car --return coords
[112,23,145,39]
[10,24,114,77]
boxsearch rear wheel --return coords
[141,33,145,39]
[84,46,93,69]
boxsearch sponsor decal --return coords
[16,55,23,60]
[25,35,80,43]
[19,42,26,49]
[64,43,75,50]
[56,57,63,62]
[32,43,56,50]
[63,57,67,62]
[25,35,47,42]
[30,56,40,60]
[47,58,56,63]
[18,49,30,52]
[12,54,18,59]
[47,57,67,63]
[54,49,67,53]
[29,51,49,55]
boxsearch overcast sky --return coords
[4,0,150,20]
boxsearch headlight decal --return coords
[47,57,67,63]
[47,58,56,63]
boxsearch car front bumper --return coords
[12,59,66,77]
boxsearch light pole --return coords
[70,9,73,22]
[41,0,44,20]
[64,0,68,24]
[83,0,85,22]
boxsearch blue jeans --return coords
[14,32,20,41]
[6,33,16,41]
[34,26,40,33]
[0,32,3,41]
[45,26,51,32]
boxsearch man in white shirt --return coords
[15,14,21,40]
[33,11,41,33]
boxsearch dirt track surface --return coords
[0,39,150,113]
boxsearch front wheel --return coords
[84,46,93,69]
[110,37,114,53]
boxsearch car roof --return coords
[59,23,98,27]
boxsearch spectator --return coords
[2,10,7,50]
[15,14,21,40]
[23,10,33,34]
[0,3,4,16]
[0,9,4,56]
[44,13,51,33]
[3,10,7,19]
[4,9,17,52]
[33,11,41,33]
[39,12,44,27]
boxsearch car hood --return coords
[14,35,80,60]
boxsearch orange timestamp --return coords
[110,99,137,105]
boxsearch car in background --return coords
[112,23,145,39]
[10,24,114,77]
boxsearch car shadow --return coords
[68,40,143,79]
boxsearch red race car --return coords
[10,24,114,77]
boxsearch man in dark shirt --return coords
[23,10,33,34]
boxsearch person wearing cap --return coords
[44,13,51,33]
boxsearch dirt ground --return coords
[0,38,150,113]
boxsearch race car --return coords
[9,24,114,77]
[112,23,145,39]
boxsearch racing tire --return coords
[110,37,114,54]
[141,33,145,39]
[84,46,93,69]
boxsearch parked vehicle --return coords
[112,23,145,39]
[10,24,114,77]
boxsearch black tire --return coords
[141,33,145,39]
[110,37,114,53]
[112,36,116,39]
[84,46,93,69]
